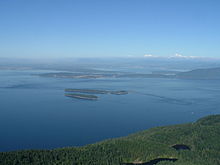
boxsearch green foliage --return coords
[1,115,220,165]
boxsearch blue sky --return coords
[0,0,220,58]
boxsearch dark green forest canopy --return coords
[1,115,220,165]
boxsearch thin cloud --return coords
[144,54,158,58]
[169,53,200,59]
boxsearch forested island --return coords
[65,93,98,100]
[65,89,128,100]
[65,89,109,94]
[1,115,220,165]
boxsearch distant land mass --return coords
[38,67,220,80]
[175,67,220,79]
[1,115,220,165]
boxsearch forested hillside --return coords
[1,115,220,165]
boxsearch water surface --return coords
[1,70,220,151]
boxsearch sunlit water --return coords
[1,70,220,151]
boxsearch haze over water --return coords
[1,68,220,151]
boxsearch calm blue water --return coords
[1,70,220,151]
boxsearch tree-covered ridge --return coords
[1,115,220,165]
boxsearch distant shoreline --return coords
[38,66,220,80]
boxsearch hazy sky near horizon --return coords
[0,0,220,58]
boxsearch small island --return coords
[65,88,128,100]
[65,88,128,95]
[65,88,109,94]
[110,90,128,95]
[65,93,98,100]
